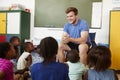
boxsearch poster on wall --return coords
[91,2,102,28]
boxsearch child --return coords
[31,45,44,66]
[17,42,34,79]
[0,42,16,80]
[30,37,70,80]
[83,46,118,80]
[66,50,86,80]
[10,36,21,72]
[10,36,20,57]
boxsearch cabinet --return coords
[109,10,120,70]
[0,13,6,34]
[0,10,30,43]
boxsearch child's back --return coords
[83,46,118,80]
[31,61,69,80]
[30,37,69,80]
[66,50,86,80]
[67,61,85,80]
[88,69,115,80]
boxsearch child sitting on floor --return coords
[66,50,86,80]
[83,46,118,80]
[0,42,16,80]
[30,37,69,80]
[17,42,34,80]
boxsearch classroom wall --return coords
[88,0,120,45]
[1,0,120,46]
[96,0,120,44]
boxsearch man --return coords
[57,7,91,65]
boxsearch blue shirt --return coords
[64,19,90,43]
[88,69,115,80]
[30,61,70,80]
[31,51,44,66]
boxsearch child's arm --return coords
[25,55,32,67]
[14,67,29,74]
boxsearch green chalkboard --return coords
[35,0,101,28]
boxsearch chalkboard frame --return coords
[34,0,102,28]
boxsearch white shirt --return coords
[17,51,30,70]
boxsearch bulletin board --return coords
[91,2,102,28]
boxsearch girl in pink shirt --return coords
[0,42,16,80]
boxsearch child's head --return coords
[0,42,16,59]
[10,36,20,46]
[39,37,58,63]
[87,46,111,71]
[66,50,80,63]
[23,42,34,53]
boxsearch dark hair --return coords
[65,7,78,15]
[66,50,80,63]
[10,36,20,44]
[0,42,11,58]
[39,37,58,63]
[22,42,33,52]
[87,46,111,71]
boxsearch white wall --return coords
[1,0,120,46]
[33,27,63,45]
[0,0,35,39]
[96,0,120,44]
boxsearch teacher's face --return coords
[66,11,78,24]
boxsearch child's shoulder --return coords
[88,69,114,74]
[83,69,118,80]
[67,61,85,67]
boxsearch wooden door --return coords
[110,11,120,70]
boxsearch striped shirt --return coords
[0,58,14,80]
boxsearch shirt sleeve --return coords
[63,23,68,33]
[81,20,89,31]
